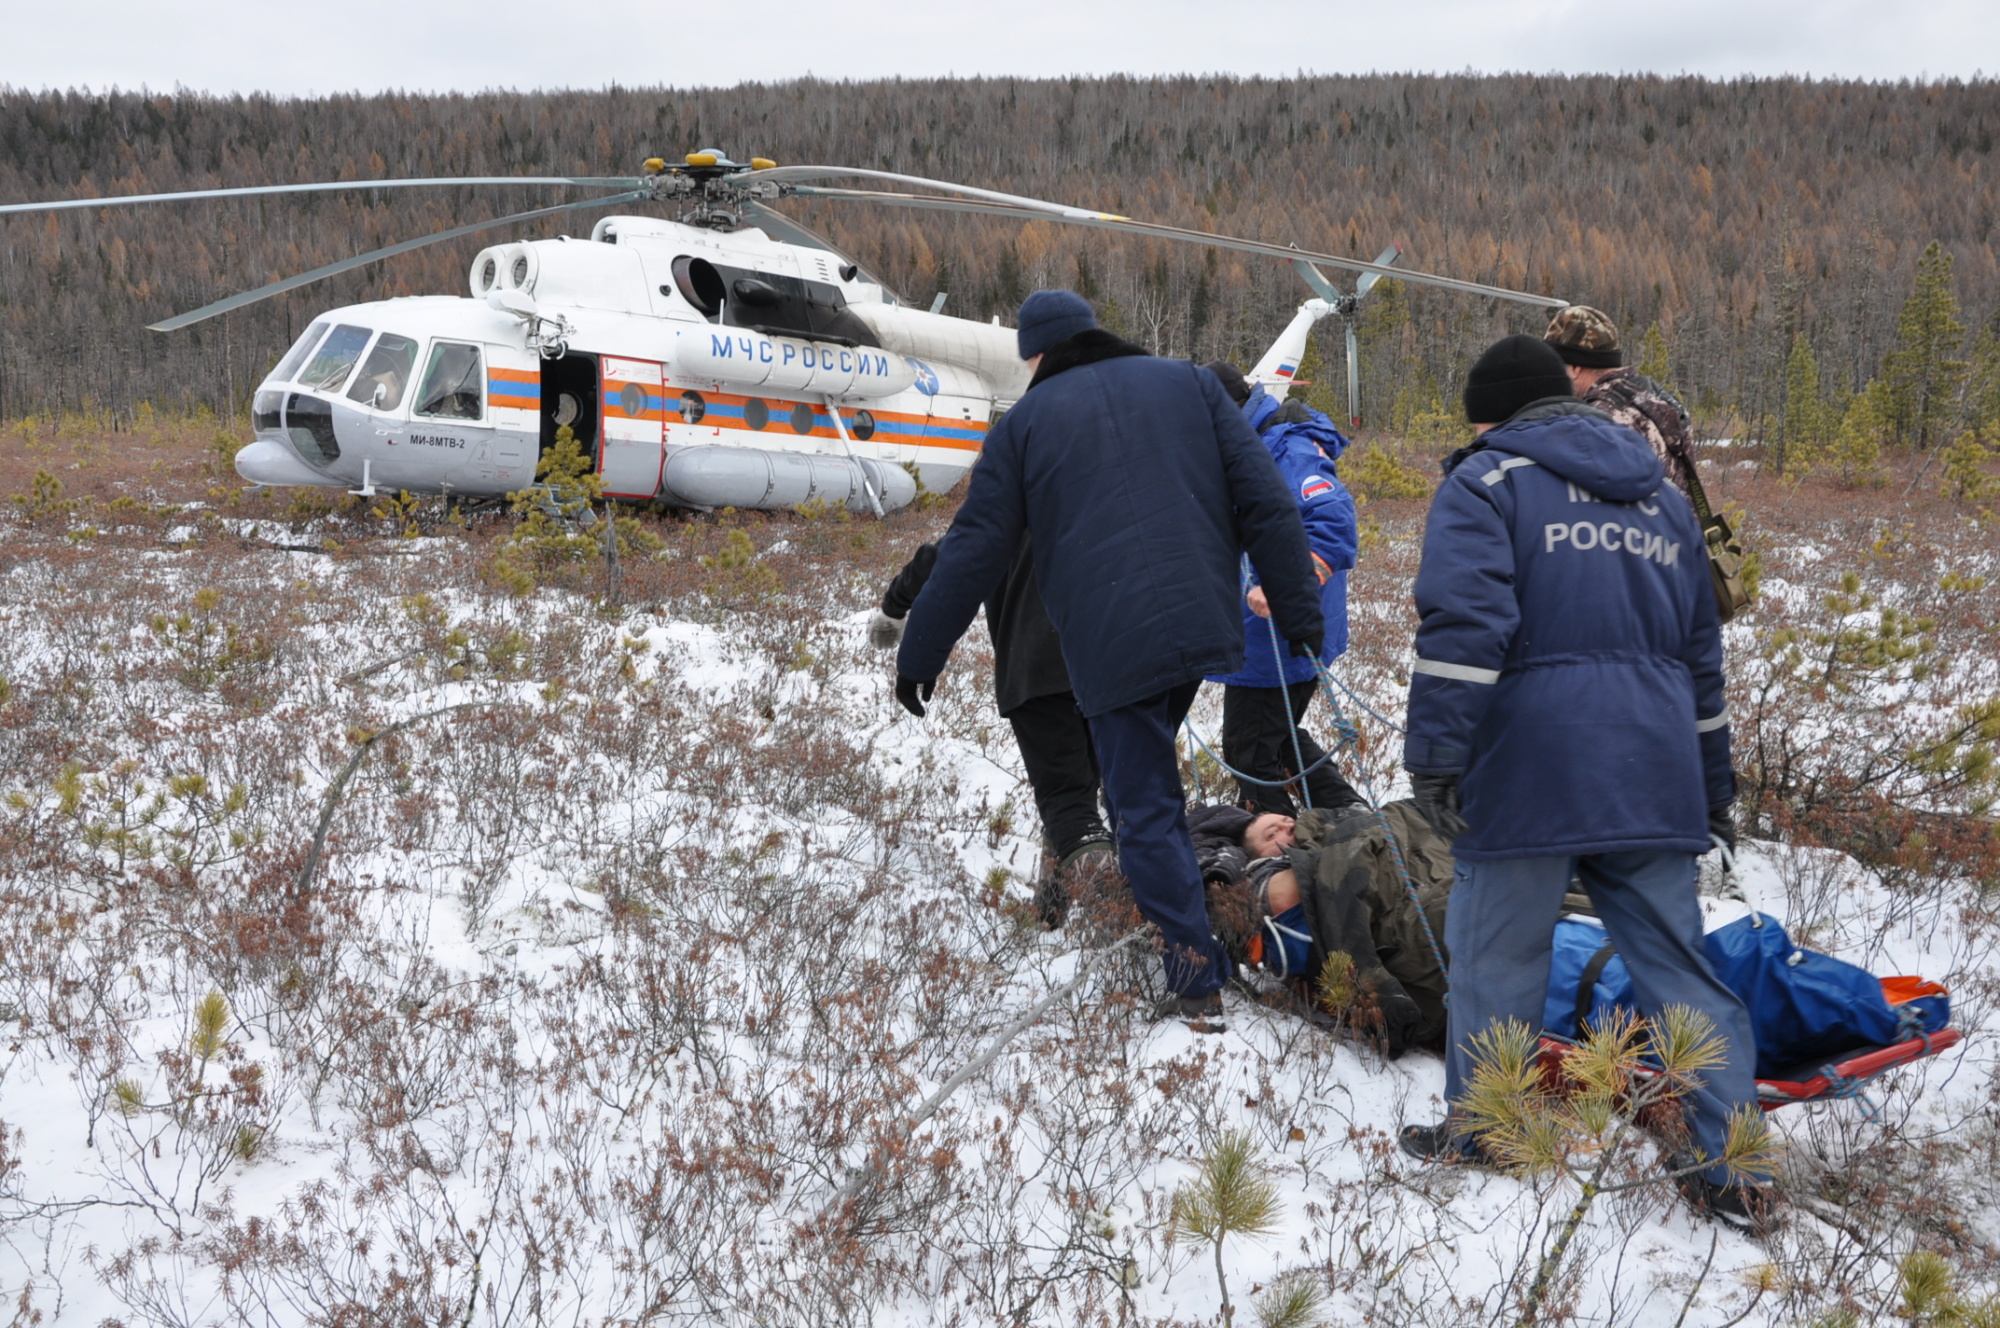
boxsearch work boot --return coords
[1398,1122,1500,1167]
[1675,1172,1781,1237]
[1152,989,1226,1034]
[1036,837,1116,930]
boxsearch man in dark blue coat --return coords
[898,290,1325,1022]
[1202,362,1365,817]
[1396,335,1764,1228]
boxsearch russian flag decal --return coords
[1302,476,1334,500]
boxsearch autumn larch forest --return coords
[1,75,1997,459]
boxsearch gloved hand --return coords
[1708,804,1737,857]
[895,675,936,718]
[1288,631,1324,660]
[1409,773,1468,839]
[868,609,906,650]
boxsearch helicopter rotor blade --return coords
[1346,319,1362,431]
[1290,257,1342,303]
[0,176,646,218]
[785,185,1567,309]
[1353,242,1404,301]
[147,189,649,332]
[745,165,1125,223]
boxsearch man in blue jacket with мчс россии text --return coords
[896,290,1325,1027]
[1394,334,1765,1232]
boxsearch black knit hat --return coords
[1463,334,1574,425]
[1203,360,1251,404]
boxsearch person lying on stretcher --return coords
[1190,800,1454,1058]
[1191,800,1954,1080]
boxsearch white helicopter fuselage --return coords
[237,213,1025,512]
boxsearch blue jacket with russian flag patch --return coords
[1209,389,1358,688]
[1402,399,1733,860]
[898,342,1323,717]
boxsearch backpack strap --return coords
[1574,941,1619,1036]
[1681,456,1717,526]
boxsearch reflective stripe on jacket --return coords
[1402,399,1733,860]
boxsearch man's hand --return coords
[1288,631,1324,660]
[1246,585,1271,619]
[868,610,906,650]
[1707,804,1737,857]
[895,675,937,718]
[1410,773,1469,839]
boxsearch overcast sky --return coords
[0,0,1991,95]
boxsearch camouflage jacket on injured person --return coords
[1197,799,1454,1058]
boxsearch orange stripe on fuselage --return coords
[658,383,988,451]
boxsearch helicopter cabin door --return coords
[598,356,667,499]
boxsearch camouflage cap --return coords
[1543,305,1624,368]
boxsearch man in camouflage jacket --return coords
[1544,306,1700,503]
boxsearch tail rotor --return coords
[1294,243,1401,430]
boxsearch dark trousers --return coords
[1221,678,1363,816]
[1005,692,1108,860]
[1444,851,1759,1183]
[1087,681,1230,996]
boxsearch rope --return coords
[1323,667,1407,735]
[1264,602,1316,812]
[1216,587,1452,996]
[1182,719,1343,787]
[1307,653,1452,991]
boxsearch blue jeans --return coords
[1087,682,1230,996]
[1444,851,1759,1183]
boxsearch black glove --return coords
[1409,773,1468,839]
[895,675,936,718]
[1289,631,1324,660]
[1707,804,1737,854]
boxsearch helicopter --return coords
[0,152,1567,514]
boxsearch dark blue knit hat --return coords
[1016,289,1097,360]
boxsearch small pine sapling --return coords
[492,425,659,597]
[1456,1009,1780,1327]
[1172,1130,1284,1326]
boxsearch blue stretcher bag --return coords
[1544,914,1951,1078]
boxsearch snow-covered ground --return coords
[0,486,1992,1326]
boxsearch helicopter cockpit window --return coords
[414,342,484,421]
[271,321,329,383]
[347,333,419,412]
[295,324,374,393]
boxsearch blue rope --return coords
[1265,604,1316,811]
[1324,666,1407,736]
[1306,653,1451,993]
[1201,578,1451,997]
[1183,718,1344,787]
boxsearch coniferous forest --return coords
[1,75,1997,446]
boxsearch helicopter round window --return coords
[678,390,706,424]
[851,410,877,441]
[789,401,816,435]
[554,393,581,427]
[619,383,647,418]
[743,398,769,431]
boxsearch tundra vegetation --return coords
[0,394,1989,1326]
